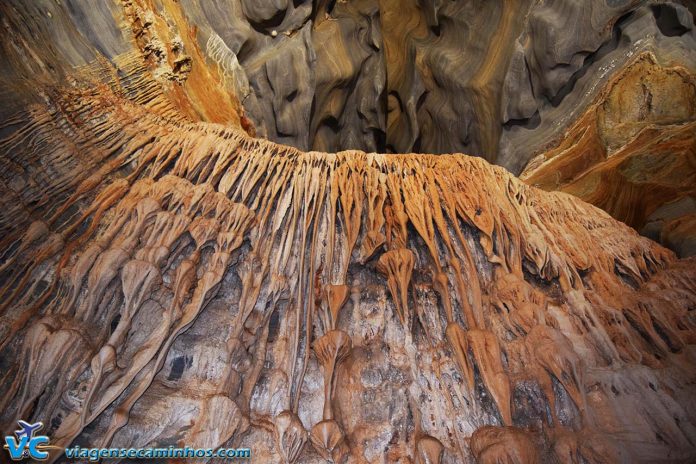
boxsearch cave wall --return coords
[521,52,696,257]
[147,0,696,170]
[1,1,696,464]
[9,0,691,169]
[160,0,696,259]
[1,69,695,462]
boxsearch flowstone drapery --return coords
[0,71,694,462]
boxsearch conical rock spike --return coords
[467,329,513,426]
[445,322,476,392]
[377,248,415,326]
[526,325,587,421]
[324,284,349,331]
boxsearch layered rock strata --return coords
[522,53,696,257]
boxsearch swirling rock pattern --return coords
[1,1,696,464]
[522,52,696,257]
[24,0,685,166]
[185,0,696,167]
[3,0,694,249]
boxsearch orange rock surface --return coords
[522,53,696,256]
[1,1,696,463]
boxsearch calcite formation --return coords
[162,0,696,166]
[125,0,696,255]
[1,1,696,464]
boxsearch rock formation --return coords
[1,1,696,463]
[522,52,696,257]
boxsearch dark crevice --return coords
[503,109,541,130]
[614,259,640,290]
[652,4,691,36]
[651,317,681,353]
[168,355,193,381]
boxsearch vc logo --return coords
[3,421,53,461]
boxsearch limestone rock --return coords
[1,2,696,464]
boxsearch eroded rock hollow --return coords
[1,1,696,463]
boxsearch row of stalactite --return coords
[0,58,695,463]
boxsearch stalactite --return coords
[377,248,415,327]
[0,44,695,463]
